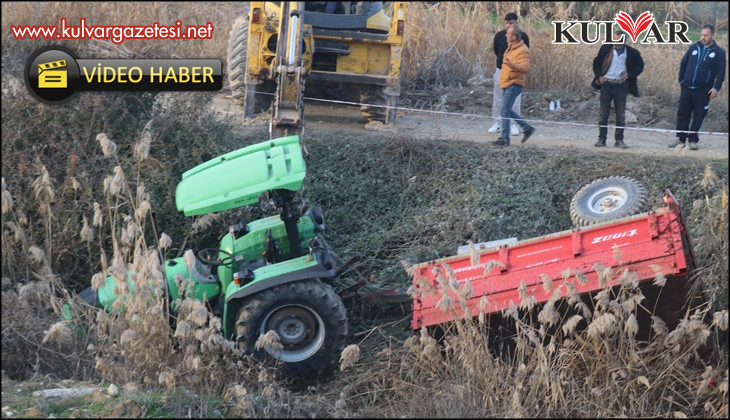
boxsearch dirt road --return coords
[210,94,728,161]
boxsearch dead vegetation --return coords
[337,277,728,418]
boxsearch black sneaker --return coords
[521,127,536,143]
[688,142,699,150]
[493,137,510,146]
[594,139,606,147]
[614,139,628,149]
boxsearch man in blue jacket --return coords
[670,24,726,150]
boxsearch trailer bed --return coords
[411,190,696,330]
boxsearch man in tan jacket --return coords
[495,24,536,146]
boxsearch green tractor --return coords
[74,135,348,377]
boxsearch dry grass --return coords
[339,270,728,418]
[689,166,729,311]
[1,116,323,416]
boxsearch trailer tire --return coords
[570,176,649,227]
[227,15,274,115]
[235,279,347,377]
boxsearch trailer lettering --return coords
[591,228,638,244]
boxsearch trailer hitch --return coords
[334,255,410,305]
[339,274,410,306]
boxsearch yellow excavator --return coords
[227,1,406,139]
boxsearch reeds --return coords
[344,264,728,418]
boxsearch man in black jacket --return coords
[591,30,644,148]
[670,24,726,150]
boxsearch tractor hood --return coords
[176,135,305,216]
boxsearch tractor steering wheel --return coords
[198,248,234,268]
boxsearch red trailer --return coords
[411,188,699,334]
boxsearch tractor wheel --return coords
[227,15,274,116]
[570,176,649,227]
[360,86,387,123]
[235,279,347,377]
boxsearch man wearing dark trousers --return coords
[670,24,726,150]
[591,30,644,149]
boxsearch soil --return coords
[209,85,728,161]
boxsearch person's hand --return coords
[620,71,628,80]
[708,88,718,99]
[598,76,606,85]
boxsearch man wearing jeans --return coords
[494,24,536,146]
[591,30,644,149]
[489,12,529,136]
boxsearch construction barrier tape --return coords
[252,90,729,137]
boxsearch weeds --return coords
[342,266,728,418]
[689,165,729,312]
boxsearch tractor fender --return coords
[225,257,335,303]
[221,254,335,340]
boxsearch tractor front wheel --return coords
[235,279,347,377]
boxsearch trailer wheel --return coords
[235,279,347,377]
[570,176,648,227]
[227,15,274,116]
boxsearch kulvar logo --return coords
[614,11,654,42]
[552,11,691,45]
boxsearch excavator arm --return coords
[270,1,306,139]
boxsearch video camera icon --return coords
[37,59,68,88]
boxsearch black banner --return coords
[25,46,222,104]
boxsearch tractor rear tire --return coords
[570,176,649,227]
[235,279,347,377]
[360,86,387,123]
[227,15,274,116]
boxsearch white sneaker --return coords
[511,124,519,136]
[488,123,501,133]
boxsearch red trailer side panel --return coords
[412,198,692,330]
